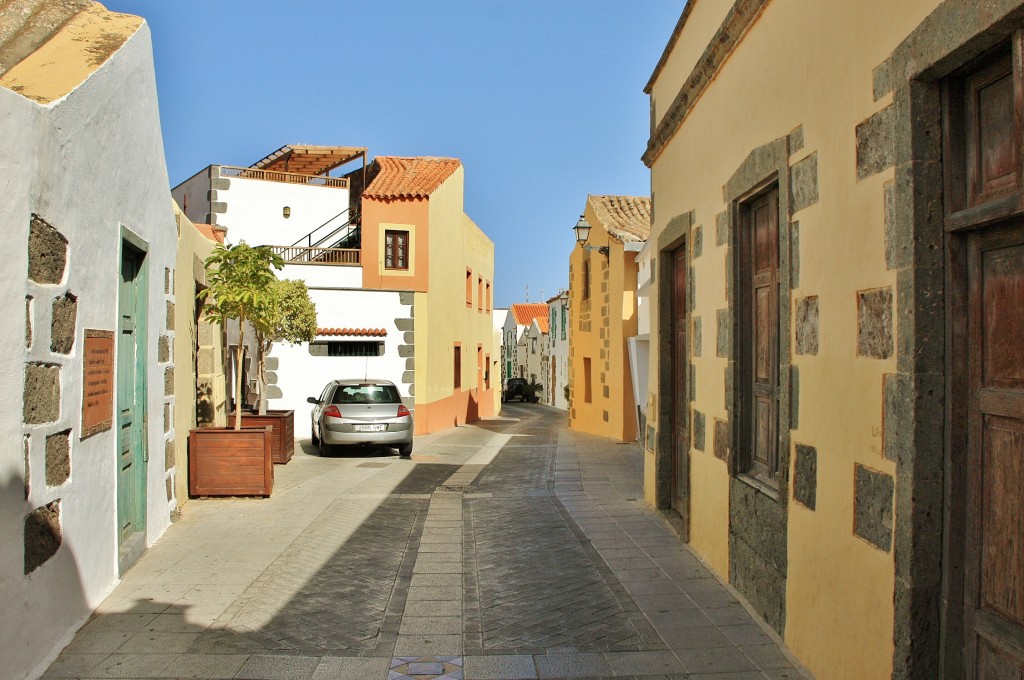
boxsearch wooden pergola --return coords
[249,144,367,179]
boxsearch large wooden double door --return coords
[962,223,1024,678]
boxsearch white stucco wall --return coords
[281,263,362,288]
[491,310,506,412]
[524,322,546,394]
[264,288,409,439]
[215,174,351,249]
[547,297,570,410]
[0,24,179,680]
[170,166,212,225]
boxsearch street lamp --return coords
[573,215,608,257]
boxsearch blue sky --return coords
[104,1,683,308]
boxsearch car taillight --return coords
[323,405,342,419]
[397,405,411,418]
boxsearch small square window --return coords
[385,230,409,270]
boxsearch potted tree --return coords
[188,242,283,497]
[232,278,317,464]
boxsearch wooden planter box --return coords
[188,427,273,497]
[231,410,295,464]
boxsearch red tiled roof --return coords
[536,317,550,334]
[589,195,651,242]
[317,328,387,337]
[363,156,461,199]
[510,303,548,326]
[194,223,226,244]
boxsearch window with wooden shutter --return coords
[739,188,781,486]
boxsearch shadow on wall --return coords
[1,471,92,679]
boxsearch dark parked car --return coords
[308,379,413,457]
[503,378,537,403]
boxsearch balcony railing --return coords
[270,245,360,266]
[219,165,349,189]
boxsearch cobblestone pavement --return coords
[42,405,813,680]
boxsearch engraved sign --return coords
[82,330,114,439]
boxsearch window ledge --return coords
[736,472,781,501]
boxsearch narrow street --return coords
[44,406,809,680]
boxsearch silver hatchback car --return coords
[308,379,413,457]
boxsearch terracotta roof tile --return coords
[317,327,387,337]
[194,223,226,244]
[510,303,548,326]
[536,317,550,334]
[364,156,461,199]
[589,195,652,243]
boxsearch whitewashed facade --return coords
[0,10,179,679]
[523,319,548,397]
[501,311,524,383]
[175,152,416,434]
[546,292,570,410]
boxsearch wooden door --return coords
[671,245,688,512]
[117,247,146,546]
[747,190,780,482]
[964,224,1024,678]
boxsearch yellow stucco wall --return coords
[568,204,638,442]
[414,166,496,433]
[645,1,943,678]
[171,205,225,506]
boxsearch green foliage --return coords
[254,279,317,348]
[524,381,544,402]
[198,242,283,329]
[197,242,284,428]
[252,278,318,415]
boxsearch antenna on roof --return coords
[525,285,529,302]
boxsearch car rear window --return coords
[332,384,401,404]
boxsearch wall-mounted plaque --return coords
[82,329,114,439]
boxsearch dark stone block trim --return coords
[882,3,1024,677]
[793,444,816,510]
[723,133,796,638]
[854,464,894,552]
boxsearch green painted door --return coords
[117,247,146,546]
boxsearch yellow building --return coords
[362,157,496,433]
[568,195,650,442]
[643,2,1024,679]
[171,205,228,507]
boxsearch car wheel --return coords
[311,425,320,446]
[317,429,331,456]
[397,442,412,457]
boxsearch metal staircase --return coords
[278,206,361,264]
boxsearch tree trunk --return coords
[233,316,245,430]
[256,339,270,416]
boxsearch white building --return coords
[631,241,652,446]
[491,308,507,404]
[0,5,180,678]
[175,148,497,436]
[546,291,570,410]
[500,303,547,387]
[523,317,549,397]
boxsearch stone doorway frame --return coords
[883,2,1024,678]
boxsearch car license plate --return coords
[354,424,387,432]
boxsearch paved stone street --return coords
[42,405,812,680]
